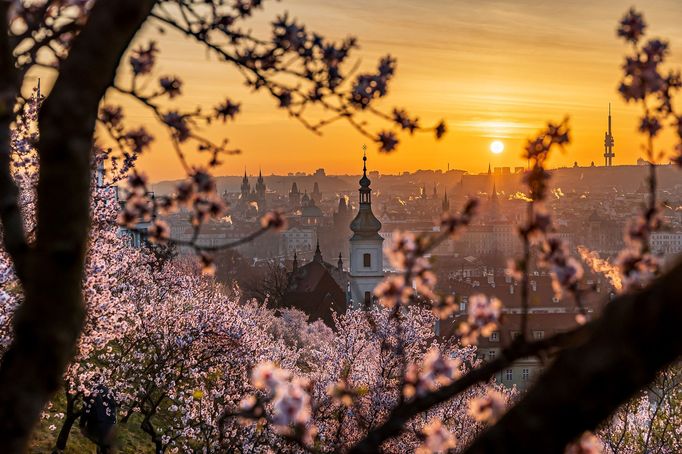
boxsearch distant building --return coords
[603,104,615,167]
[311,181,322,204]
[237,170,267,214]
[300,192,324,225]
[281,226,316,256]
[437,272,608,390]
[289,182,301,209]
[650,231,682,256]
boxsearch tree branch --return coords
[464,259,682,453]
[0,0,28,282]
[349,325,591,453]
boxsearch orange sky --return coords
[106,0,682,181]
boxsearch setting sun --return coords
[490,140,505,154]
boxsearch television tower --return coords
[603,103,615,166]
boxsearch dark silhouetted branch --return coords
[464,259,682,453]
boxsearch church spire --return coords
[313,239,323,262]
[240,169,250,196]
[491,182,498,203]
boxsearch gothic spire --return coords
[313,239,323,262]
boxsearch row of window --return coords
[488,330,544,342]
[503,368,530,381]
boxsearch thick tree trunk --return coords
[464,260,682,453]
[141,416,164,454]
[0,1,157,451]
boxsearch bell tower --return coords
[349,146,384,308]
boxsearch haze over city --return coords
[107,0,682,181]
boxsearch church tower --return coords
[255,169,266,208]
[349,146,384,308]
[240,171,251,200]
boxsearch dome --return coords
[350,209,382,239]
[301,204,323,218]
[359,173,371,188]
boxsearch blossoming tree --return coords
[2,2,682,454]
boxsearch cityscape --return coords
[142,111,682,393]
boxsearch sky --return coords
[113,0,682,181]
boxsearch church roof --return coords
[350,209,382,239]
[284,249,348,326]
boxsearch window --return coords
[490,331,500,342]
[505,369,513,381]
[363,253,371,268]
[522,368,529,381]
[533,330,545,340]
[364,291,371,306]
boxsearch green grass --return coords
[29,393,155,453]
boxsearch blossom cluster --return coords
[457,294,503,346]
[246,362,314,440]
[467,388,507,424]
[404,348,462,398]
[616,9,682,166]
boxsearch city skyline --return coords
[106,0,682,182]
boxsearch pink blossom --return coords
[468,388,507,424]
[417,419,457,454]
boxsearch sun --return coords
[490,140,504,154]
